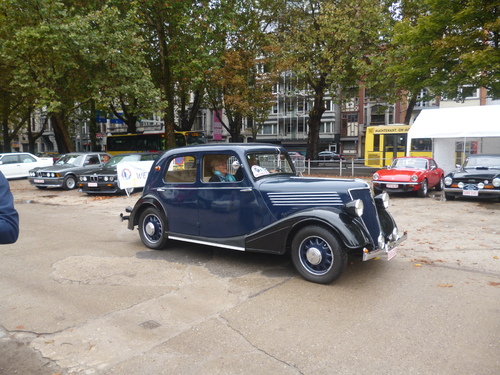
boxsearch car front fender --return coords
[245,207,372,255]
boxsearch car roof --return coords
[395,156,433,160]
[0,152,35,156]
[165,143,287,153]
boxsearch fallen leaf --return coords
[494,256,499,260]
[413,263,422,267]
[437,284,453,288]
[16,325,24,329]
[488,282,500,287]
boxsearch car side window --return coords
[22,155,36,163]
[165,156,197,183]
[2,155,19,164]
[86,155,100,165]
[202,154,242,183]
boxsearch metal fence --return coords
[300,158,380,178]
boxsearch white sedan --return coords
[0,152,53,179]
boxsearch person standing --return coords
[0,171,19,244]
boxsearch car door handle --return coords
[240,188,252,192]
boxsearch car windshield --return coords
[464,156,500,169]
[392,158,427,169]
[105,154,141,167]
[55,154,84,166]
[245,151,295,178]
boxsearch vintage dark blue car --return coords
[444,154,500,201]
[121,144,407,284]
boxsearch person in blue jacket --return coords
[0,171,19,244]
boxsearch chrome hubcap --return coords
[145,222,156,237]
[306,247,322,265]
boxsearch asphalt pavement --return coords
[0,180,499,375]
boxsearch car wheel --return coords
[435,176,445,191]
[138,207,168,250]
[291,226,347,284]
[63,175,77,190]
[445,193,455,201]
[418,179,428,198]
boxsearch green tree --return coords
[276,0,389,159]
[386,0,500,121]
[138,0,218,148]
[206,0,284,143]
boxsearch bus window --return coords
[373,134,380,151]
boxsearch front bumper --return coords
[28,177,64,188]
[78,182,120,194]
[444,187,500,197]
[373,181,421,193]
[362,230,408,261]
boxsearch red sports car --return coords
[372,157,445,198]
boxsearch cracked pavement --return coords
[1,179,499,375]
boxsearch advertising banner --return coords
[117,161,154,195]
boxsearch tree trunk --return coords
[50,113,74,154]
[1,91,11,152]
[306,83,326,160]
[404,97,417,125]
[89,100,100,151]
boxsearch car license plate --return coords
[34,179,44,183]
[88,182,98,187]
[387,184,399,189]
[463,190,479,196]
[387,247,397,261]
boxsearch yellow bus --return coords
[364,124,432,168]
[105,131,206,155]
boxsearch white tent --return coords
[408,106,500,173]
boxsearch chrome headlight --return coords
[372,173,380,180]
[478,182,484,189]
[444,176,452,186]
[109,176,114,182]
[345,199,364,217]
[493,177,500,187]
[104,176,109,181]
[458,182,464,188]
[411,174,418,182]
[374,191,390,209]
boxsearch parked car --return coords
[28,152,111,190]
[78,152,160,194]
[0,152,53,179]
[121,144,407,284]
[372,157,445,198]
[444,154,500,201]
[318,151,345,161]
[36,152,61,163]
[287,151,305,158]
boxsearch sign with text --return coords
[117,161,154,193]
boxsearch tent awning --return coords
[408,105,500,139]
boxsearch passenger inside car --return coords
[209,157,236,182]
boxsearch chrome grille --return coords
[267,192,343,206]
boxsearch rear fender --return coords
[128,195,167,230]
